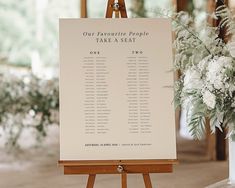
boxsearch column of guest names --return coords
[82,54,110,135]
[126,51,151,134]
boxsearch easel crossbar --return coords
[59,160,178,175]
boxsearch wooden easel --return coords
[60,1,177,188]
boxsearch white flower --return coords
[217,56,233,68]
[213,74,224,90]
[183,68,203,90]
[206,56,233,90]
[198,58,208,71]
[227,40,235,58]
[229,84,235,97]
[179,13,192,25]
[202,90,216,109]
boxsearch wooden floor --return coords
[0,135,228,188]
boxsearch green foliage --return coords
[174,78,183,109]
[186,97,207,139]
[173,11,227,72]
[216,5,235,36]
[188,114,206,140]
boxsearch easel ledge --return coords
[59,159,178,174]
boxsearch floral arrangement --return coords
[173,4,235,140]
[0,73,59,149]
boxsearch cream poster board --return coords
[59,18,176,160]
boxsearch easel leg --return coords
[121,173,127,188]
[80,0,87,18]
[143,174,153,188]
[86,174,96,188]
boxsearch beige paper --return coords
[59,18,176,160]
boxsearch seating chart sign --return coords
[59,18,176,160]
